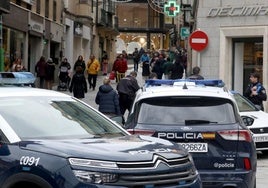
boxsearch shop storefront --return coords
[194,0,268,110]
[2,28,25,71]
[2,4,28,72]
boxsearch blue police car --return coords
[0,72,201,188]
[125,79,257,188]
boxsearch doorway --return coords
[232,38,263,94]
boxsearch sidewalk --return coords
[53,60,144,110]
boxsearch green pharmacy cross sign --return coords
[164,0,180,17]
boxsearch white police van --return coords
[125,79,257,188]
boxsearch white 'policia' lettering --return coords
[158,132,203,139]
[207,5,268,17]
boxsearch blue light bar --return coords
[0,72,36,86]
[144,79,225,87]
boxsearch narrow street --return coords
[54,59,142,110]
[53,59,267,187]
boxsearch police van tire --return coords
[2,172,53,188]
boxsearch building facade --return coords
[2,0,63,74]
[116,0,178,54]
[1,0,118,77]
[63,0,118,72]
[193,0,268,109]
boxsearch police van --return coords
[0,72,201,188]
[125,79,257,188]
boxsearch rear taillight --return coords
[127,129,155,136]
[218,130,252,142]
[244,157,252,170]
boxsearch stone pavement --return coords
[53,60,145,111]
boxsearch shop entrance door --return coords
[232,38,263,94]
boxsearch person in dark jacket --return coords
[117,71,140,116]
[169,58,184,79]
[95,77,121,118]
[44,58,56,90]
[244,72,267,111]
[151,53,166,79]
[35,56,47,88]
[73,55,86,73]
[140,51,151,79]
[69,66,87,99]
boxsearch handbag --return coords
[109,71,115,80]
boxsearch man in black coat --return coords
[117,71,140,116]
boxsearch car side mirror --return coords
[241,116,254,126]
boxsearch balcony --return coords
[98,9,117,30]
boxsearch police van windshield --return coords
[137,97,236,125]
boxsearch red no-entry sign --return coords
[189,30,208,51]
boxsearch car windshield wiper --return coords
[185,120,218,125]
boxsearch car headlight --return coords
[72,170,118,183]
[69,158,119,184]
[69,158,118,169]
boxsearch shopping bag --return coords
[109,71,115,80]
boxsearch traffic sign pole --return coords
[189,30,209,67]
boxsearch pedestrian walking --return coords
[117,71,140,116]
[162,57,173,79]
[140,51,151,80]
[133,47,140,72]
[45,58,56,90]
[58,58,71,90]
[151,53,166,79]
[74,55,86,74]
[244,72,267,111]
[187,66,204,80]
[95,77,121,118]
[169,57,184,79]
[35,56,47,88]
[86,54,100,91]
[69,66,88,99]
[101,51,109,75]
[112,54,128,83]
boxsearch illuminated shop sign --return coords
[207,5,268,17]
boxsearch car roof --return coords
[0,87,70,98]
[135,79,233,101]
